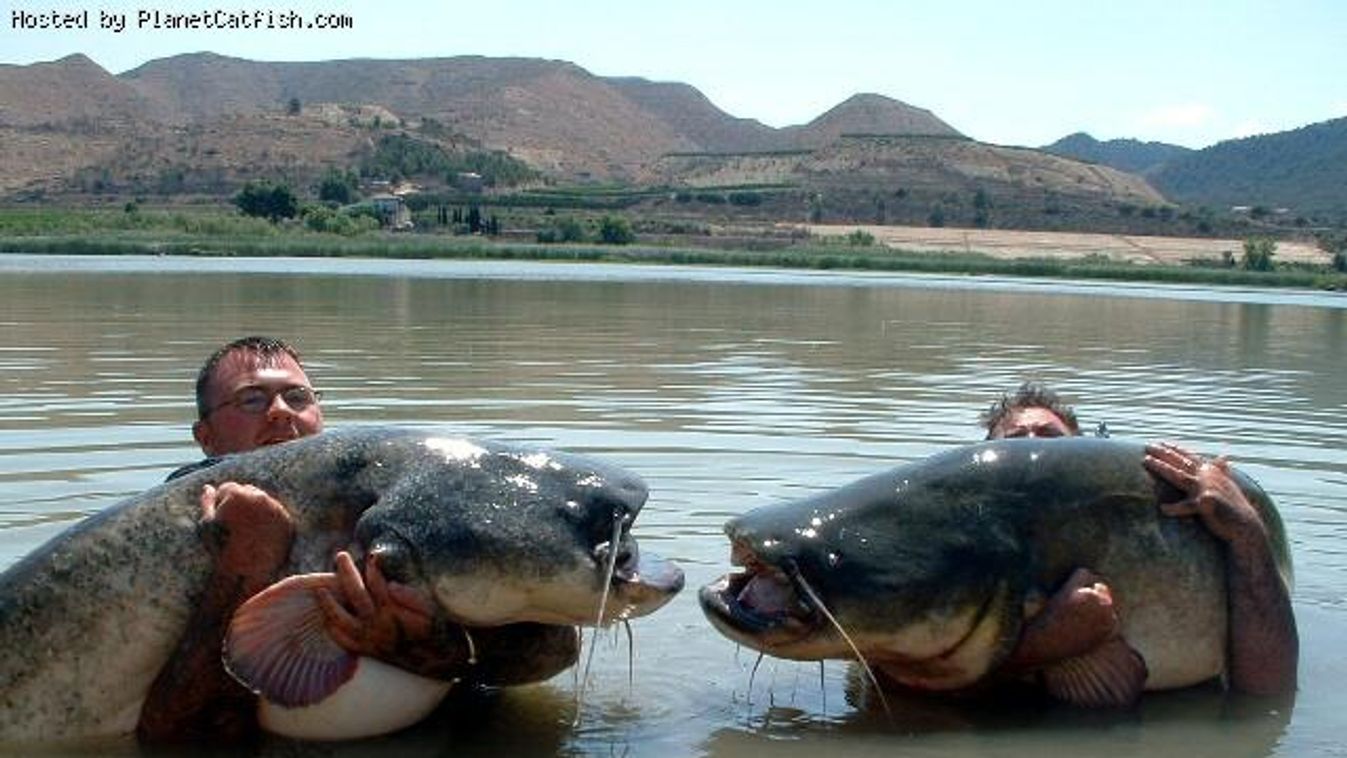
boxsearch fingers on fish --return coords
[1144,455,1194,489]
[224,573,359,708]
[333,552,376,618]
[1143,448,1205,506]
[1146,441,1198,467]
[199,484,218,521]
[1147,442,1230,482]
[326,551,435,640]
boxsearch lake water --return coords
[1,254,1345,757]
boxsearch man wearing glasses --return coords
[141,336,331,740]
[168,335,325,480]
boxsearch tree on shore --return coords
[928,205,946,228]
[1242,237,1277,271]
[1319,232,1347,272]
[599,215,635,244]
[234,181,299,222]
[317,169,359,205]
[537,216,586,243]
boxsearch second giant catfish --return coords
[700,437,1290,706]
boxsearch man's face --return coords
[989,406,1074,440]
[192,350,324,456]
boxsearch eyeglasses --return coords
[205,386,323,417]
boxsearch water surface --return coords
[1,255,1344,756]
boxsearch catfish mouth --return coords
[698,538,822,648]
[601,540,685,619]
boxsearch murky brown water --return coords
[2,255,1344,756]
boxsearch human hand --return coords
[315,551,436,658]
[1144,442,1267,547]
[1008,567,1120,669]
[200,482,295,595]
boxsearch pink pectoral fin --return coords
[1041,637,1149,708]
[224,573,359,708]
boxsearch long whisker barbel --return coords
[462,626,478,666]
[745,650,766,717]
[818,661,827,716]
[574,512,625,725]
[623,619,634,690]
[570,625,584,694]
[787,563,893,719]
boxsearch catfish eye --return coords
[565,496,632,546]
[369,542,413,583]
[593,539,636,570]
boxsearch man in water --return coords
[986,382,1298,696]
[140,337,434,740]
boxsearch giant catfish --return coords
[700,437,1290,706]
[0,427,683,744]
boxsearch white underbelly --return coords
[258,657,454,741]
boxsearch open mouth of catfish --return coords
[699,538,823,645]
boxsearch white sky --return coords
[3,0,1345,148]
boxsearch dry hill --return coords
[604,77,779,153]
[121,54,697,180]
[782,93,963,148]
[0,52,1169,226]
[0,54,171,127]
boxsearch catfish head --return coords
[222,431,683,723]
[700,448,1030,690]
[355,436,684,628]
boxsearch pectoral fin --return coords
[224,573,358,708]
[1041,637,1148,708]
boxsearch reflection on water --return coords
[0,256,1344,756]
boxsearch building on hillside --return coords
[368,194,413,230]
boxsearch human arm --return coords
[1004,568,1120,671]
[1144,443,1298,696]
[136,483,294,743]
[1000,567,1148,707]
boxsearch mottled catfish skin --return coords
[701,437,1290,697]
[0,427,667,743]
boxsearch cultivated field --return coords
[804,224,1331,266]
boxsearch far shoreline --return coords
[1,209,1343,292]
[4,238,1344,293]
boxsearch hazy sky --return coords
[4,0,1344,148]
